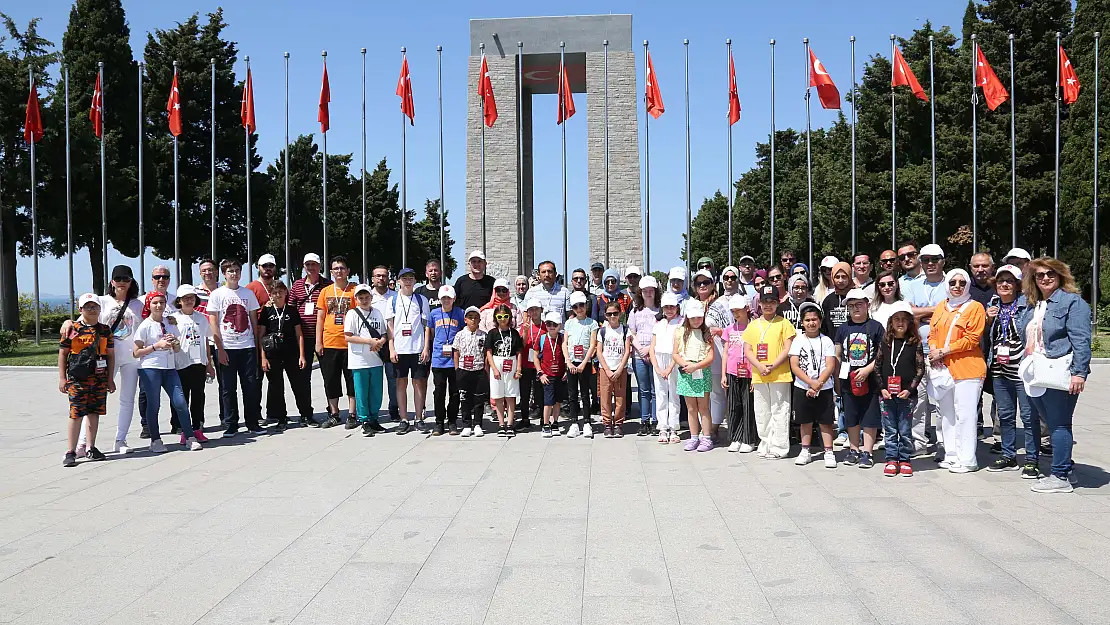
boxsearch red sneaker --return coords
[899,461,914,477]
[193,430,209,443]
[883,461,899,477]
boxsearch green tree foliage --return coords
[410,199,457,277]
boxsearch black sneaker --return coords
[86,446,107,461]
[362,421,377,437]
[933,445,946,463]
[247,426,265,434]
[987,457,1018,472]
[366,419,386,432]
[396,421,411,435]
[320,414,341,429]
[301,415,319,428]
[497,425,507,437]
[845,449,861,465]
[614,426,624,438]
[63,452,77,467]
[858,452,874,468]
[275,420,288,433]
[989,441,1003,454]
[223,427,239,438]
[390,411,401,422]
[345,415,359,430]
[139,426,150,439]
[1040,441,1053,454]
[506,427,516,438]
[1021,463,1041,479]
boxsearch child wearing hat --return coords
[59,294,116,467]
[742,285,798,458]
[533,311,568,437]
[453,306,489,437]
[834,288,886,468]
[428,285,465,435]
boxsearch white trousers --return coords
[936,378,983,469]
[653,353,681,431]
[78,360,139,446]
[753,382,791,457]
[911,377,933,450]
[709,351,726,425]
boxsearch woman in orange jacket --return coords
[927,268,986,473]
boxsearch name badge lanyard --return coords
[807,335,825,377]
[330,286,349,322]
[755,317,774,361]
[889,338,908,373]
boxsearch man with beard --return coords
[902,243,948,457]
[289,253,330,426]
[247,254,279,308]
[207,259,264,436]
[877,249,898,276]
[454,250,496,310]
[526,260,573,319]
[415,259,444,311]
[968,252,996,306]
[370,265,401,422]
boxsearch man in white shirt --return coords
[851,253,876,300]
[526,260,573,319]
[388,267,432,434]
[206,259,263,436]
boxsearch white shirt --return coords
[344,306,387,369]
[652,317,683,356]
[389,291,430,354]
[170,311,210,369]
[599,324,628,367]
[870,300,901,329]
[788,333,836,390]
[525,282,572,316]
[136,316,180,370]
[208,286,260,350]
[99,296,143,365]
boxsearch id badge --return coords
[838,363,852,380]
[401,323,413,338]
[96,358,107,371]
[442,344,453,356]
[501,358,514,373]
[573,344,585,360]
[189,344,203,362]
[756,343,769,361]
[333,314,343,325]
[887,375,902,394]
[529,348,537,364]
[462,355,475,369]
[995,344,1011,364]
[304,301,314,315]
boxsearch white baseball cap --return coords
[464,306,481,315]
[728,294,750,310]
[995,264,1023,281]
[887,300,914,319]
[661,292,680,307]
[721,265,739,277]
[1003,247,1031,262]
[820,255,839,269]
[257,253,277,267]
[468,249,486,261]
[693,269,715,282]
[543,311,563,325]
[438,285,456,299]
[639,275,659,290]
[78,293,100,309]
[738,255,756,264]
[493,278,510,290]
[845,288,871,302]
[524,298,543,310]
[920,243,945,257]
[303,252,322,265]
[624,265,642,278]
[570,291,589,306]
[668,266,686,282]
[175,284,197,300]
[684,300,706,318]
[353,284,373,296]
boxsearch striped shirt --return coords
[289,275,332,338]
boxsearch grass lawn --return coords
[1096,331,1110,359]
[0,339,59,367]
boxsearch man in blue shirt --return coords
[901,242,947,457]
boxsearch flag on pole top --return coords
[241,67,256,133]
[728,52,741,125]
[166,71,182,137]
[645,51,664,119]
[397,56,414,125]
[1059,45,1080,105]
[478,54,497,127]
[557,57,575,124]
[24,79,43,144]
[318,61,330,133]
[975,45,1009,111]
[807,48,841,109]
[892,44,928,102]
[90,73,104,138]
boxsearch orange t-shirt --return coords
[316,283,356,349]
[246,279,273,309]
[928,300,987,381]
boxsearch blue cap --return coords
[397,267,415,277]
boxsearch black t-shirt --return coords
[259,305,302,353]
[969,281,995,307]
[778,297,816,330]
[415,283,443,311]
[454,274,496,310]
[484,327,524,359]
[833,318,885,372]
[821,292,850,338]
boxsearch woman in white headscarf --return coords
[927,268,987,473]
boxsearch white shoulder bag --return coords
[926,303,967,402]
[1018,302,1073,396]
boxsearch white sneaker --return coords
[474,425,484,437]
[187,437,202,451]
[795,448,813,466]
[582,423,594,438]
[949,464,977,474]
[460,427,472,438]
[75,443,87,457]
[834,433,849,449]
[875,437,886,450]
[658,430,670,443]
[738,443,754,453]
[566,423,580,439]
[113,440,133,454]
[150,439,167,454]
[938,458,956,469]
[728,441,741,453]
[824,451,838,469]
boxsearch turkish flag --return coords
[808,48,840,110]
[975,46,1009,111]
[166,71,182,137]
[728,52,741,126]
[557,58,575,124]
[478,54,497,127]
[318,62,330,133]
[1060,45,1080,105]
[397,56,414,125]
[24,80,43,144]
[90,73,104,138]
[892,44,928,102]
[241,67,256,133]
[645,51,664,119]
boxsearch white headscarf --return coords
[945,268,972,310]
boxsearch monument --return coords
[466,15,642,278]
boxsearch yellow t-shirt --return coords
[316,283,357,349]
[740,316,797,384]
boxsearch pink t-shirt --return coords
[720,321,751,378]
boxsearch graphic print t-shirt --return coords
[788,333,836,390]
[316,284,357,350]
[599,324,628,369]
[98,296,143,365]
[834,318,885,372]
[452,327,487,371]
[485,328,524,359]
[208,286,260,350]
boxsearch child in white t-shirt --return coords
[597,301,633,438]
[345,284,390,436]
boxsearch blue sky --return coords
[9,0,968,295]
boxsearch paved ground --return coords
[2,365,1110,625]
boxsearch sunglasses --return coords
[113,276,132,282]
[781,257,795,263]
[604,279,617,284]
[605,311,620,317]
[698,263,712,269]
[260,264,276,269]
[878,281,896,288]
[921,256,942,264]
[997,277,1018,285]
[879,258,896,264]
[152,274,170,280]
[948,280,967,287]
[723,275,737,281]
[695,281,712,288]
[768,275,783,282]
[544,321,559,327]
[494,313,511,320]
[495,287,509,292]
[899,252,918,260]
[573,303,587,308]
[1035,270,1058,280]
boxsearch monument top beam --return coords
[469,14,633,57]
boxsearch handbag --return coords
[261,306,287,358]
[926,303,967,401]
[1019,304,1074,393]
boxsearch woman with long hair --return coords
[1017,258,1092,493]
[628,276,661,435]
[870,270,904,328]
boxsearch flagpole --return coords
[1009,33,1017,249]
[361,47,368,281]
[890,35,897,250]
[516,41,524,274]
[440,44,447,273]
[727,39,733,267]
[1054,31,1061,256]
[210,58,216,262]
[173,62,181,279]
[65,63,73,317]
[770,39,776,265]
[400,47,408,269]
[1094,31,1101,336]
[29,69,40,344]
[604,39,611,268]
[99,61,108,289]
[804,38,813,278]
[643,39,651,272]
[322,51,329,265]
[930,35,937,244]
[480,43,488,254]
[245,56,253,281]
[561,41,568,276]
[971,35,979,253]
[851,35,857,254]
[684,39,692,274]
[138,61,145,291]
[284,52,290,281]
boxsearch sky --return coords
[8,0,970,296]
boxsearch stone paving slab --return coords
[1,365,1109,624]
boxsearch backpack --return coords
[67,324,107,380]
[391,292,426,321]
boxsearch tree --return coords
[409,199,457,277]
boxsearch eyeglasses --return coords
[781,257,795,263]
[768,275,783,282]
[920,256,942,264]
[260,264,276,269]
[878,281,896,289]
[1035,270,1058,280]
[948,280,967,287]
[331,267,347,272]
[605,311,620,317]
[494,313,511,320]
[152,274,170,280]
[723,275,737,281]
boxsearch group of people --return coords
[57,242,1093,493]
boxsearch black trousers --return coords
[518,368,541,422]
[265,350,313,421]
[177,363,208,430]
[566,363,596,425]
[726,374,758,445]
[457,369,488,429]
[432,367,460,427]
[319,348,355,401]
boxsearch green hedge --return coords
[22,313,74,337]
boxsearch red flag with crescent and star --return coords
[975,45,1009,111]
[645,51,664,119]
[557,58,575,124]
[1059,45,1080,105]
[478,53,497,127]
[24,80,43,144]
[728,52,741,125]
[241,67,256,133]
[397,56,414,125]
[90,73,104,138]
[166,71,182,137]
[808,48,840,109]
[892,44,928,102]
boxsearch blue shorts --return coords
[394,353,429,380]
[542,380,565,406]
[842,391,881,429]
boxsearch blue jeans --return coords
[1028,389,1077,479]
[880,397,913,462]
[383,360,400,418]
[219,348,262,431]
[353,367,385,422]
[991,376,1031,460]
[138,368,194,441]
[632,357,656,424]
